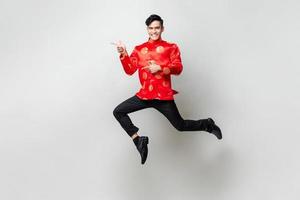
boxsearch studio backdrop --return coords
[0,0,299,199]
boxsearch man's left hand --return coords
[142,61,162,74]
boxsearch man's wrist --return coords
[120,52,128,60]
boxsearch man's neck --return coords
[148,37,163,43]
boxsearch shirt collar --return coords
[147,37,164,44]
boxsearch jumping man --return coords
[113,14,222,165]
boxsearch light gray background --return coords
[1,0,300,199]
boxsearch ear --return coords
[161,26,164,32]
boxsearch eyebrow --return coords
[148,26,161,29]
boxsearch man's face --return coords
[147,20,164,41]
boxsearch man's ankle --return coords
[133,136,140,146]
[131,133,139,140]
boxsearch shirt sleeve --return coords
[119,47,139,75]
[160,44,183,76]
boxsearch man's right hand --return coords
[115,41,126,55]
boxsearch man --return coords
[113,14,222,165]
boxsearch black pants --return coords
[113,95,211,137]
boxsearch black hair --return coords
[145,14,164,27]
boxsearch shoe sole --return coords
[212,130,222,140]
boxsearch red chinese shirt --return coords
[119,39,183,100]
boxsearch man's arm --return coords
[119,48,139,75]
[159,43,183,76]
[143,44,182,76]
[114,41,138,76]
[142,44,183,75]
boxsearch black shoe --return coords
[207,118,222,140]
[135,136,149,164]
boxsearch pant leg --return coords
[152,100,209,132]
[113,95,150,137]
